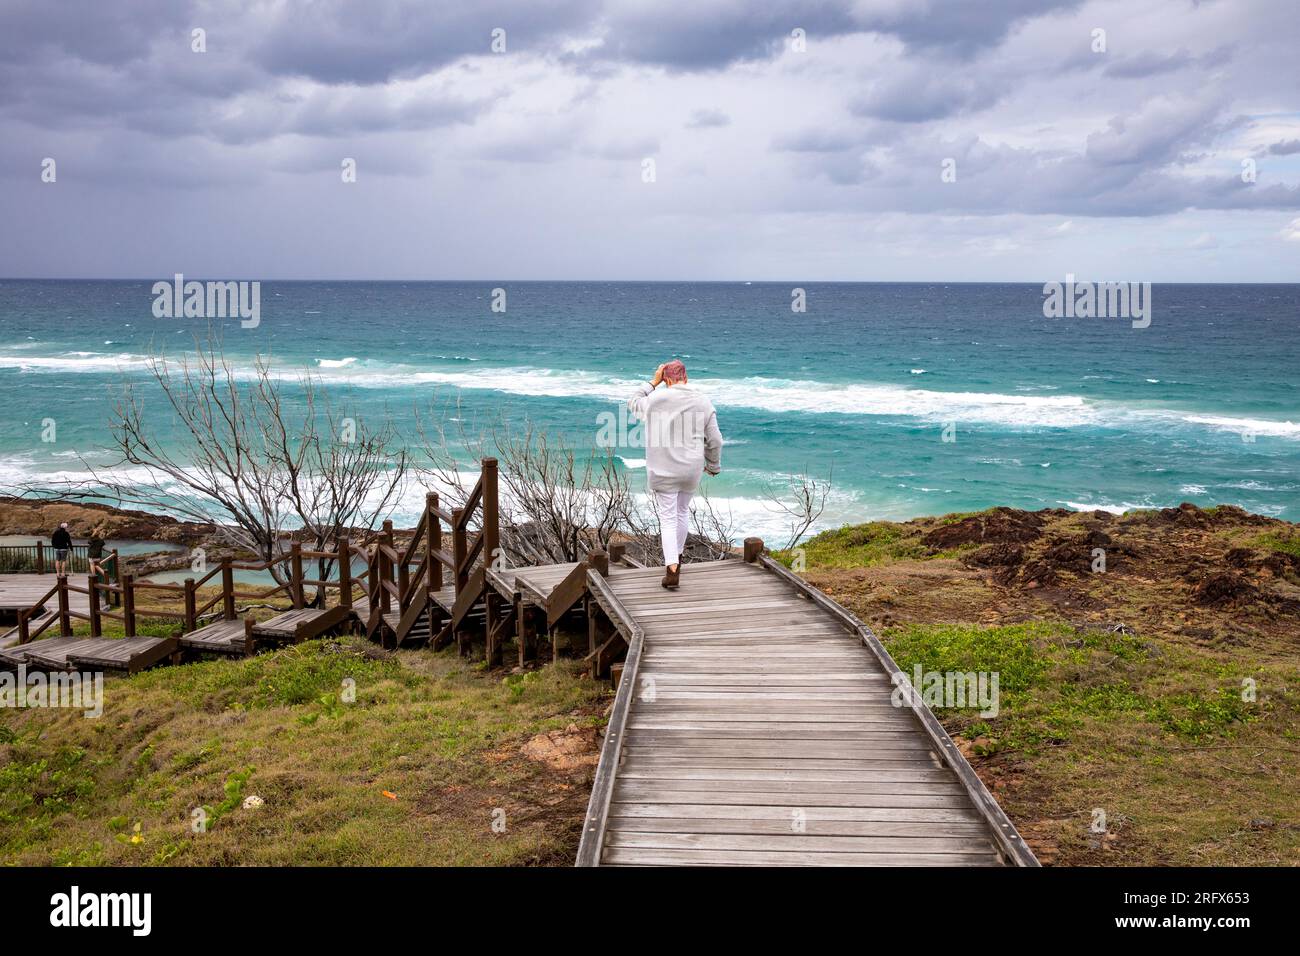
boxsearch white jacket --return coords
[628,383,723,493]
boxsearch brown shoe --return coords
[661,564,680,590]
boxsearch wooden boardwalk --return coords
[577,555,1037,867]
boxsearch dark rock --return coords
[963,543,1025,568]
[922,508,1045,551]
[1189,570,1259,607]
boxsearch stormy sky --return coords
[2,0,1298,281]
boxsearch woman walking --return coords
[628,360,723,589]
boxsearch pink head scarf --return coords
[662,360,687,384]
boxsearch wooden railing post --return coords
[338,538,352,609]
[744,537,764,563]
[122,573,136,636]
[290,542,305,609]
[427,493,442,592]
[397,544,410,606]
[482,457,499,571]
[589,550,609,577]
[221,558,235,619]
[109,549,121,606]
[184,578,197,632]
[18,608,30,645]
[451,509,467,591]
[56,575,71,636]
[379,522,394,616]
[608,542,626,564]
[88,575,102,637]
[35,540,44,574]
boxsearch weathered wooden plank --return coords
[623,727,926,741]
[617,767,956,783]
[606,817,991,838]
[601,846,1000,866]
[604,831,997,855]
[615,778,963,797]
[609,790,974,809]
[608,803,983,822]
[621,756,943,771]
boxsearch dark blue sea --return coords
[1,280,1297,536]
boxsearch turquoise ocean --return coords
[1,280,1297,539]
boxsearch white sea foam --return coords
[1061,501,1140,515]
[0,351,152,373]
[0,455,829,547]
[1182,415,1300,438]
[4,347,1298,441]
[1180,484,1208,495]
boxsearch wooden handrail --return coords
[401,509,428,565]
[461,532,484,575]
[458,479,483,530]
[576,569,645,867]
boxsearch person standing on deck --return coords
[627,360,723,590]
[87,526,109,609]
[51,522,73,577]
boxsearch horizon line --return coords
[3,277,1299,286]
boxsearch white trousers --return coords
[654,491,692,567]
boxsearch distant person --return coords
[87,526,109,607]
[51,521,73,576]
[628,360,723,590]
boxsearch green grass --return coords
[1252,530,1300,559]
[880,622,1262,756]
[0,636,609,865]
[774,521,934,569]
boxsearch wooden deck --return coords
[179,618,251,655]
[513,562,581,607]
[252,605,354,644]
[0,574,94,647]
[1,635,177,674]
[577,558,1037,868]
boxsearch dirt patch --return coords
[520,723,601,772]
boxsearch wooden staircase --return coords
[381,605,433,645]
[365,458,500,654]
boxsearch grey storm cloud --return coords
[1101,46,1232,79]
[0,0,1298,281]
[849,67,1006,122]
[685,109,730,129]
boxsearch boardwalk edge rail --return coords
[575,568,644,867]
[759,554,1040,867]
